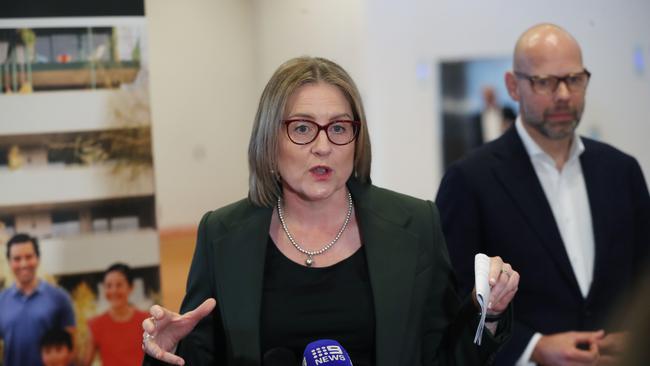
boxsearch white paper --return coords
[473,253,491,345]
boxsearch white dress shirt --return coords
[481,107,503,142]
[514,118,595,366]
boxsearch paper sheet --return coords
[473,253,491,345]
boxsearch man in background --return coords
[436,23,650,365]
[476,86,505,143]
[0,233,76,366]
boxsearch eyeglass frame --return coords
[513,69,591,94]
[282,119,361,146]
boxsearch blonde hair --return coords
[248,56,371,207]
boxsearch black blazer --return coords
[436,126,650,365]
[145,179,511,366]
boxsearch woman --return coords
[142,57,519,366]
[85,263,149,366]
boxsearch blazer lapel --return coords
[491,128,582,295]
[580,145,609,300]
[349,181,419,366]
[213,205,272,364]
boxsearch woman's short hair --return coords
[248,56,372,207]
[104,262,134,286]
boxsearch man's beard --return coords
[523,107,581,140]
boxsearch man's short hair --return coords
[6,233,40,259]
[40,328,73,350]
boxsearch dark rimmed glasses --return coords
[283,119,360,145]
[514,69,591,95]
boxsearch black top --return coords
[260,237,376,366]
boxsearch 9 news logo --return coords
[309,345,347,364]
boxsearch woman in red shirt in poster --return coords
[84,263,149,366]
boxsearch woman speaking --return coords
[141,57,519,365]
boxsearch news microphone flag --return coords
[302,339,353,366]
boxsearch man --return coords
[436,24,650,366]
[475,86,506,144]
[0,233,76,366]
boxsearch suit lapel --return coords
[213,205,272,364]
[580,144,609,300]
[491,128,582,295]
[349,181,419,366]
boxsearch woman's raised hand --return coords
[141,298,216,365]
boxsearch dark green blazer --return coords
[145,179,510,365]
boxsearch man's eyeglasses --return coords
[283,119,360,145]
[514,69,591,95]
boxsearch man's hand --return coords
[597,332,627,366]
[531,330,605,366]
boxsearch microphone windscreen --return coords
[302,339,352,366]
[263,347,298,366]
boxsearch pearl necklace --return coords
[277,192,353,267]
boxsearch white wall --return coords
[147,0,650,228]
[252,0,367,90]
[146,0,257,228]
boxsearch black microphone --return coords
[263,347,299,366]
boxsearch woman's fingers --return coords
[487,258,519,313]
[142,315,156,334]
[488,256,504,286]
[149,304,177,333]
[184,298,216,324]
[142,333,186,366]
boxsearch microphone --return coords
[263,347,298,366]
[302,339,353,366]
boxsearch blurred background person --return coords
[615,270,650,366]
[40,328,75,366]
[476,86,504,143]
[84,263,148,366]
[0,233,76,366]
[465,86,515,157]
[501,105,516,133]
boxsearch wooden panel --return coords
[158,227,197,311]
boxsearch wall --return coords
[146,0,257,229]
[252,0,367,91]
[145,0,258,308]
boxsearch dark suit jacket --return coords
[436,127,650,365]
[145,179,511,366]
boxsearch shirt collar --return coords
[9,280,44,298]
[515,116,585,163]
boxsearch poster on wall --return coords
[439,57,518,169]
[0,2,157,363]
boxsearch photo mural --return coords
[0,4,157,364]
